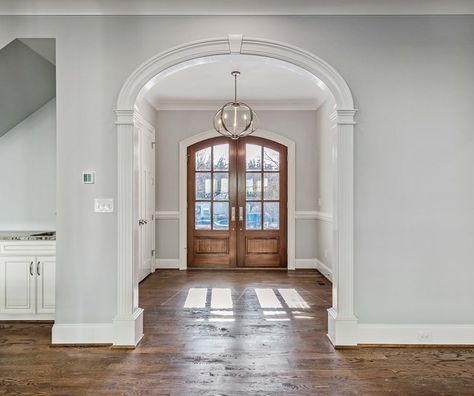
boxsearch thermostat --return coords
[82,171,96,184]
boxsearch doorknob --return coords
[138,219,147,225]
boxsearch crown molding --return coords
[1,0,474,15]
[151,99,323,111]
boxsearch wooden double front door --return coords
[187,136,287,268]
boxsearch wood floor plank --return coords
[1,270,474,395]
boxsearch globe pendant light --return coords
[213,71,257,139]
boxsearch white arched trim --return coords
[114,35,357,347]
[178,129,296,271]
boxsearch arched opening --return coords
[114,35,357,347]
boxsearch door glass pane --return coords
[246,173,262,200]
[263,202,279,230]
[263,147,280,170]
[213,202,229,230]
[213,144,229,170]
[213,173,229,200]
[246,144,262,171]
[196,173,211,200]
[195,202,211,229]
[246,202,262,230]
[195,147,211,170]
[263,173,279,200]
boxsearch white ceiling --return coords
[144,55,330,111]
[0,0,473,15]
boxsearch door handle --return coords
[138,219,147,226]
[231,207,236,222]
[37,261,41,276]
[239,206,244,230]
[29,261,33,276]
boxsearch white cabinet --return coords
[0,242,56,320]
[36,256,56,314]
[0,256,36,314]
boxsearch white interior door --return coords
[0,257,35,314]
[36,256,56,313]
[137,118,156,283]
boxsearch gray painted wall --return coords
[0,99,56,231]
[1,16,472,326]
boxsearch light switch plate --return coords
[94,198,114,213]
[82,171,96,184]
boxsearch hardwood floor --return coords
[1,270,474,395]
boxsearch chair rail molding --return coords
[295,211,333,222]
[113,34,358,347]
[155,211,180,220]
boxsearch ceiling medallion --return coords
[213,71,257,140]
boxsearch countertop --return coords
[0,231,56,241]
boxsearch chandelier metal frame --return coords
[213,71,257,139]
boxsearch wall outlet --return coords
[94,198,114,213]
[417,331,433,343]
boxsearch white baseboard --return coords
[295,258,318,269]
[52,323,113,344]
[314,258,333,282]
[295,258,333,282]
[155,258,180,269]
[358,323,474,345]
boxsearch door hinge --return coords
[151,249,156,257]
[151,141,156,149]
[151,214,154,220]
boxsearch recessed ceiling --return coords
[144,55,330,111]
[0,0,473,15]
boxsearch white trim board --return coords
[295,258,333,282]
[358,324,474,345]
[3,1,474,15]
[295,211,333,222]
[155,258,180,269]
[52,323,113,344]
[156,210,333,222]
[51,320,474,346]
[155,258,333,276]
[155,211,180,220]
[152,99,322,111]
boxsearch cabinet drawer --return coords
[0,242,56,256]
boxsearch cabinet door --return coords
[0,257,36,314]
[36,256,55,313]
